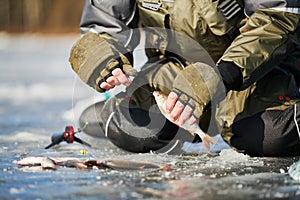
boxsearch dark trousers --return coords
[80,94,300,156]
[231,102,300,156]
[79,58,300,156]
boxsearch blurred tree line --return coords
[0,0,85,33]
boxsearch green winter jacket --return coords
[69,0,300,146]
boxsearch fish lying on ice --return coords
[41,157,56,169]
[16,156,85,170]
[17,156,172,171]
[16,156,46,166]
[153,91,217,152]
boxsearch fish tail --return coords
[202,134,217,152]
[205,134,217,144]
[203,139,210,152]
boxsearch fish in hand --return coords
[153,91,217,152]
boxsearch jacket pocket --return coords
[137,0,173,28]
[201,0,243,36]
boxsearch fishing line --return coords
[68,74,95,159]
[75,122,99,159]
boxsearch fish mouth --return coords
[152,91,159,96]
[152,91,162,98]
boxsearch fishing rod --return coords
[45,122,90,149]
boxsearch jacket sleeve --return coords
[80,0,140,51]
[69,0,140,92]
[219,8,300,89]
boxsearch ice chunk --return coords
[288,160,300,181]
[218,149,250,163]
[205,148,265,167]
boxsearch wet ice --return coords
[0,34,299,199]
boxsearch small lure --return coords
[153,91,217,152]
[79,149,88,155]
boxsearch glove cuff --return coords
[172,62,226,118]
[69,32,135,93]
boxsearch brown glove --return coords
[171,62,226,119]
[69,32,137,92]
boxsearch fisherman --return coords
[69,0,300,156]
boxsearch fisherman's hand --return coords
[167,62,225,125]
[69,32,137,93]
[99,68,132,90]
[96,53,138,92]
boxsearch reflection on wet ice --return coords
[0,35,300,200]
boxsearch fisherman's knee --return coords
[230,109,300,157]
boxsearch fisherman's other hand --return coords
[96,54,138,92]
[69,32,137,93]
[99,68,131,90]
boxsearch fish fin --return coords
[188,130,195,136]
[204,134,217,144]
[202,134,217,152]
[203,139,210,152]
[139,165,146,170]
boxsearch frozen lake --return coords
[0,33,299,200]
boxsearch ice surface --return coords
[0,82,75,103]
[0,131,49,142]
[0,34,299,200]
